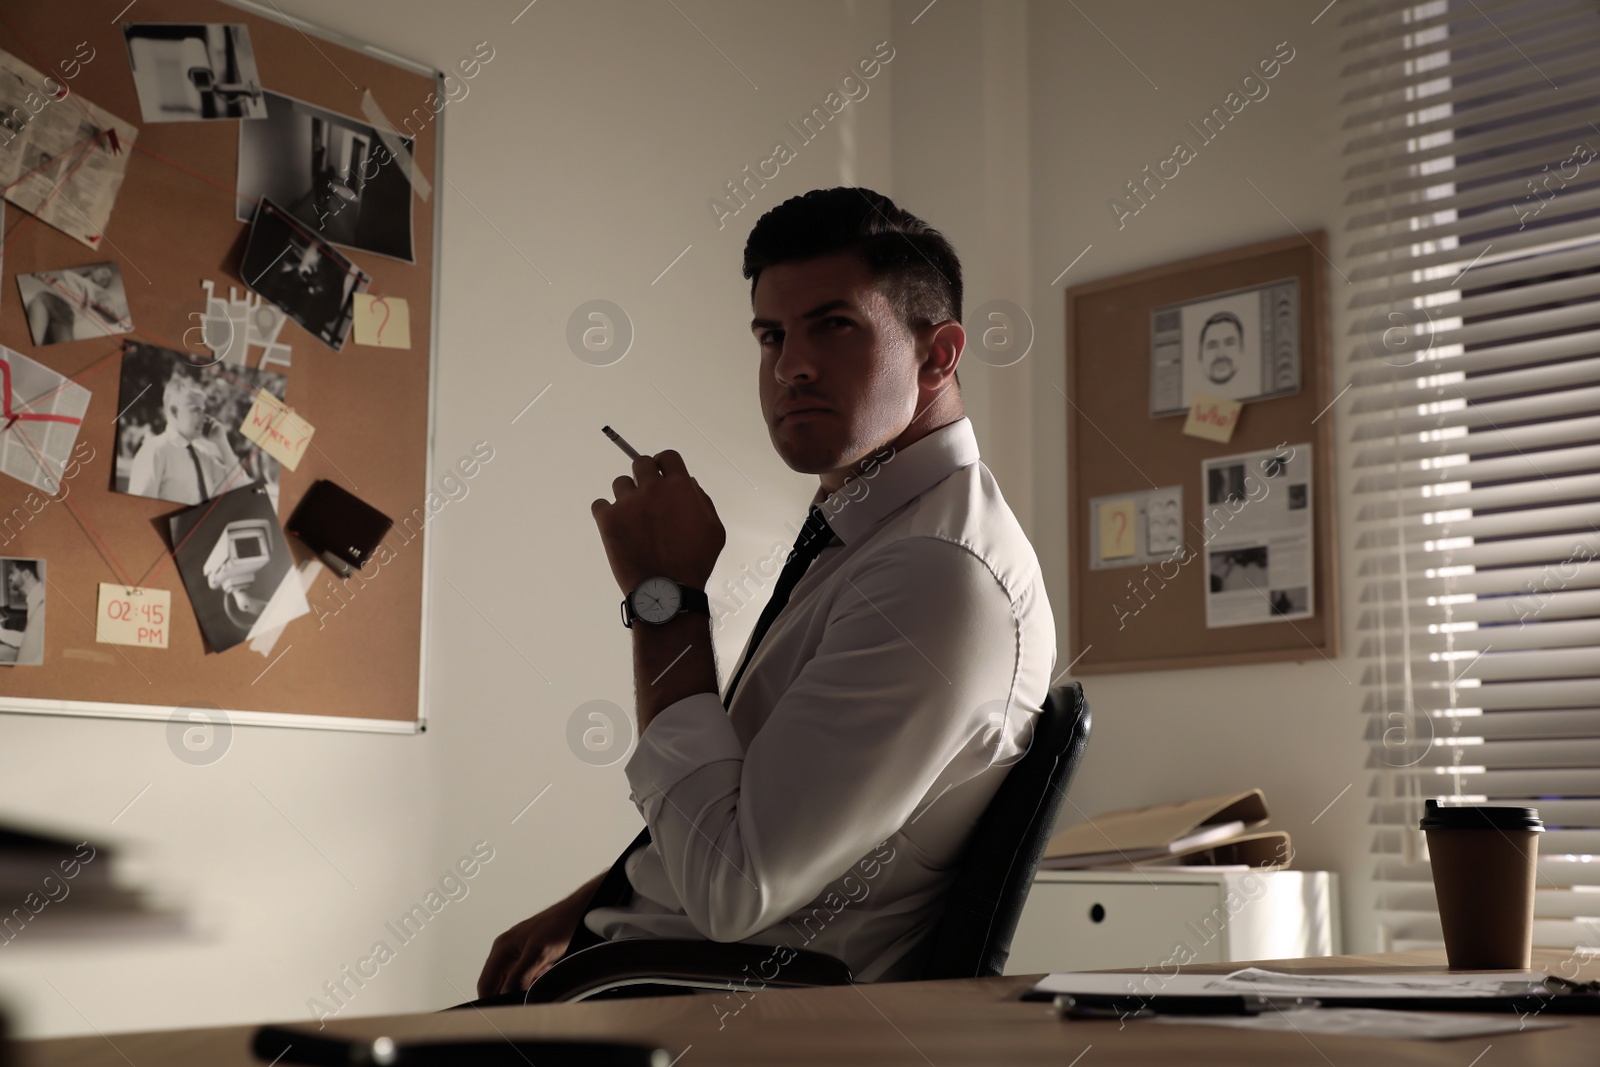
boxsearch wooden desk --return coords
[18,949,1599,1066]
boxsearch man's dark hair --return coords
[1198,311,1244,358]
[9,560,38,582]
[743,188,963,382]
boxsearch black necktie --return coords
[565,505,836,952]
[186,443,209,500]
[721,503,836,714]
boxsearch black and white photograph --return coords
[240,199,369,351]
[1149,278,1301,415]
[1269,587,1309,616]
[169,483,309,653]
[123,23,267,122]
[113,341,288,511]
[1202,444,1316,629]
[1209,545,1268,594]
[17,263,134,345]
[0,557,45,666]
[1207,462,1247,506]
[236,90,415,261]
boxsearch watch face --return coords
[631,576,681,624]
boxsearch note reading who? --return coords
[352,294,411,349]
[1184,393,1243,443]
[96,583,170,648]
[240,389,315,471]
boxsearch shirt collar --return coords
[809,417,980,546]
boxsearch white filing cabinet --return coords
[1003,868,1339,976]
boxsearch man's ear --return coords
[923,319,965,383]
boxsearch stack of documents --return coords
[1033,968,1573,1040]
[0,823,184,943]
[1039,790,1290,869]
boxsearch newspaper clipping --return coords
[0,47,138,249]
[1201,442,1313,628]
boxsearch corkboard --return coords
[0,1,441,728]
[1065,233,1338,674]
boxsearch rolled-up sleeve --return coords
[623,534,1021,943]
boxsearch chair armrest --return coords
[523,938,854,1003]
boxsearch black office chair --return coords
[502,682,1091,1004]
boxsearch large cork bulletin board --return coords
[0,1,442,729]
[1065,233,1339,674]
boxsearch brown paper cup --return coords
[1420,800,1542,970]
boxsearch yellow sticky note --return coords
[95,584,170,648]
[240,390,315,471]
[1098,498,1138,560]
[1183,393,1243,443]
[353,294,411,348]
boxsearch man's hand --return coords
[477,897,584,998]
[591,449,725,593]
[203,417,234,460]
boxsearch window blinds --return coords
[1340,0,1600,954]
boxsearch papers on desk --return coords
[1211,968,1552,998]
[1031,967,1552,1000]
[1037,968,1571,1041]
[1153,1008,1562,1040]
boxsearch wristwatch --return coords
[621,576,710,628]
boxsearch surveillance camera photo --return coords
[123,23,267,123]
[168,482,310,653]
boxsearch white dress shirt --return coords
[127,427,235,505]
[583,416,1057,982]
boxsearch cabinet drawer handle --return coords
[1089,903,1106,923]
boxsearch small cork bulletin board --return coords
[0,1,444,730]
[1064,232,1339,675]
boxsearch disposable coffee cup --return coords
[1420,799,1543,969]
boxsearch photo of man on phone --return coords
[113,341,289,510]
[127,374,241,506]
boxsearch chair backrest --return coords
[912,682,1091,980]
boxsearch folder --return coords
[1039,789,1291,870]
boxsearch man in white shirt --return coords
[126,375,240,505]
[0,559,45,666]
[479,187,1056,996]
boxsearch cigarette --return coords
[601,425,642,460]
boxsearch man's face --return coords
[1201,321,1242,384]
[752,253,922,485]
[6,568,22,596]
[167,389,206,439]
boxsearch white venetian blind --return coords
[1339,0,1600,954]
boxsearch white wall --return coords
[886,0,1373,952]
[0,0,898,1040]
[1017,0,1376,950]
[0,0,1378,1041]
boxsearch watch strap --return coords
[678,584,710,617]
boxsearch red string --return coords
[0,12,364,597]
[0,130,109,258]
[5,419,134,589]
[0,357,84,427]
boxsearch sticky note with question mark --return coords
[353,293,411,349]
[1098,498,1138,560]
